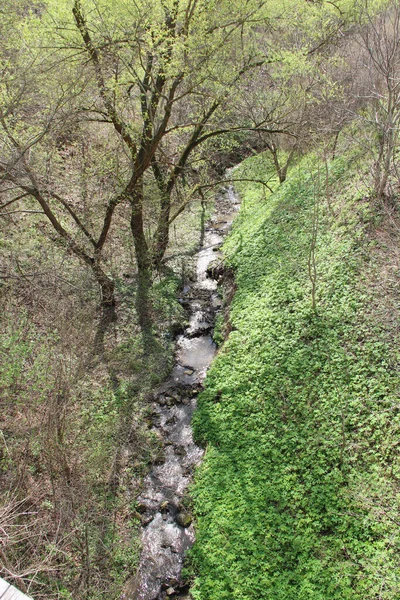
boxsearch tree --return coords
[235,0,364,182]
[0,20,120,311]
[68,0,282,337]
[1,0,281,342]
[356,0,400,199]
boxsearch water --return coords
[121,187,240,600]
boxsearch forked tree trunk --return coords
[270,144,287,184]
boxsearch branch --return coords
[72,0,137,156]
[168,176,274,225]
[48,191,97,247]
[0,193,30,211]
[95,193,122,252]
[194,125,294,146]
[166,100,220,194]
[0,210,45,216]
[163,59,279,194]
[0,166,94,268]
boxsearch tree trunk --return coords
[129,177,154,344]
[92,305,117,356]
[90,262,117,356]
[270,145,286,184]
[152,191,171,270]
[92,261,115,307]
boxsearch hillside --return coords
[1,0,400,598]
[190,150,400,599]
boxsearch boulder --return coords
[176,512,192,528]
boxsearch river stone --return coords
[174,445,186,458]
[141,513,154,526]
[165,393,179,404]
[176,512,192,528]
[171,321,184,336]
[206,260,225,279]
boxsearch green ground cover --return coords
[190,152,400,599]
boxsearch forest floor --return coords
[0,196,207,599]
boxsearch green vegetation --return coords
[0,200,201,599]
[190,150,400,599]
[1,0,400,597]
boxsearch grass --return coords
[189,151,400,599]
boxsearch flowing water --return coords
[121,187,240,600]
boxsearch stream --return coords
[121,186,240,600]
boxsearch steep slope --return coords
[190,152,400,599]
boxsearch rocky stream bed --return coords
[121,186,240,600]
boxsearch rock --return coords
[171,321,185,337]
[206,260,225,279]
[141,513,154,526]
[176,512,192,528]
[174,446,186,457]
[211,295,223,309]
[154,453,165,465]
[166,587,175,596]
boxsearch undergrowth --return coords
[0,198,202,599]
[189,151,400,599]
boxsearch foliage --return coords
[1,0,400,597]
[190,149,400,599]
